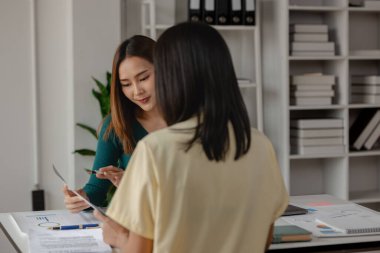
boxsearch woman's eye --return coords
[122,83,131,87]
[140,75,149,82]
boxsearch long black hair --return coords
[154,22,251,161]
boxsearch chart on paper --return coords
[12,210,98,232]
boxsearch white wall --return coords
[0,0,35,212]
[72,0,122,188]
[0,0,123,211]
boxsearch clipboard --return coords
[52,164,108,216]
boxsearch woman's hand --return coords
[93,210,129,249]
[63,185,90,213]
[96,166,124,187]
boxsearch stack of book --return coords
[290,118,345,155]
[351,75,380,104]
[350,109,380,150]
[290,73,336,106]
[289,24,335,56]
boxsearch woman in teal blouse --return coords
[63,35,166,212]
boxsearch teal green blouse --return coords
[83,116,148,207]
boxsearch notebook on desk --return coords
[316,206,380,235]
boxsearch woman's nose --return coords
[133,84,144,95]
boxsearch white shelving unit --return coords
[262,0,380,205]
[140,0,263,131]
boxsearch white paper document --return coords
[11,210,111,252]
[12,210,99,233]
[29,228,111,253]
[283,204,380,237]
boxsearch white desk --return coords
[0,211,118,253]
[269,195,380,252]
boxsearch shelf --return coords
[289,6,346,12]
[289,56,345,61]
[290,153,346,159]
[289,105,346,110]
[349,150,380,157]
[143,24,256,32]
[212,25,256,31]
[349,56,380,60]
[349,7,380,12]
[350,190,380,204]
[349,104,380,109]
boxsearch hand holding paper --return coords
[63,185,90,213]
[53,164,107,216]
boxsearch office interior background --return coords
[3,0,380,213]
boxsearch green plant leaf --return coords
[76,123,97,139]
[92,75,111,118]
[73,149,96,156]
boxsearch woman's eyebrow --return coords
[135,69,149,77]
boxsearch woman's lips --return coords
[137,97,150,104]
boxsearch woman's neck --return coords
[136,107,166,133]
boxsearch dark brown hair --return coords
[105,35,155,153]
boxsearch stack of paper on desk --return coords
[283,203,380,237]
[11,210,111,253]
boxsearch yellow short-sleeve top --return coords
[106,117,288,253]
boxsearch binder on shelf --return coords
[352,75,380,85]
[203,0,216,24]
[364,121,380,150]
[351,94,380,104]
[352,85,380,94]
[291,137,343,146]
[290,119,343,129]
[290,128,344,138]
[290,33,328,42]
[291,74,335,86]
[216,0,229,25]
[350,109,380,150]
[291,145,345,155]
[188,0,203,22]
[243,0,255,26]
[230,0,243,25]
[290,24,328,33]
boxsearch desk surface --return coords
[269,195,380,252]
[0,212,118,253]
[3,195,380,253]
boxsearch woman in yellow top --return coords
[95,22,288,253]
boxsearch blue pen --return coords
[48,223,99,230]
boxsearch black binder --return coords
[203,0,216,24]
[243,0,255,26]
[216,0,229,25]
[230,0,243,25]
[188,0,203,22]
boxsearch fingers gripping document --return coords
[52,164,107,216]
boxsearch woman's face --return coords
[118,56,156,112]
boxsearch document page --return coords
[12,210,99,233]
[29,228,111,253]
[11,210,111,252]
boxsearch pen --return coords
[84,168,104,175]
[48,223,99,230]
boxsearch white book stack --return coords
[290,73,336,106]
[290,118,345,155]
[289,24,335,56]
[351,75,380,104]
